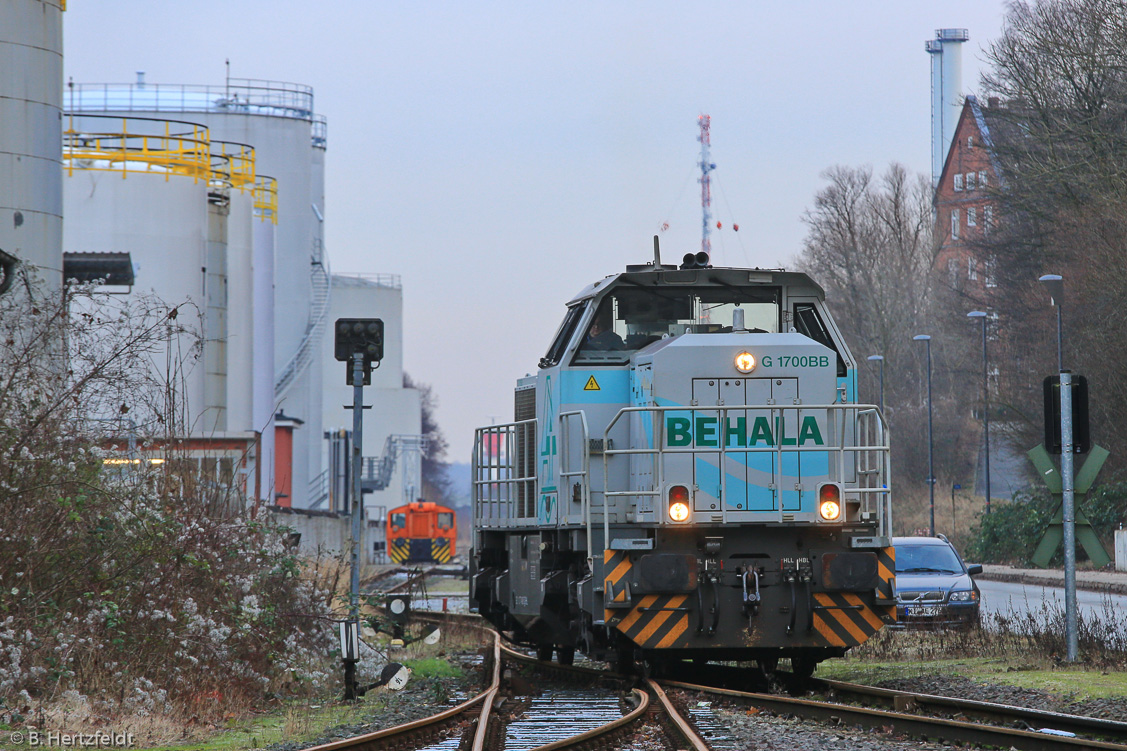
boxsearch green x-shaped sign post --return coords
[1027,443,1112,569]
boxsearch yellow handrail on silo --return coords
[213,141,257,193]
[64,115,212,184]
[254,177,278,224]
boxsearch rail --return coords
[661,677,1127,751]
[558,411,592,570]
[472,420,537,525]
[300,625,500,751]
[253,176,278,223]
[68,79,315,120]
[63,114,212,184]
[63,114,264,198]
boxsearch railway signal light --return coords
[334,318,384,385]
[1044,374,1090,454]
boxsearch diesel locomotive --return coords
[387,500,457,564]
[470,249,895,675]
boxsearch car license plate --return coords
[906,605,941,617]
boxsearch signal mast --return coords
[698,114,716,256]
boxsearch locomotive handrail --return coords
[472,419,537,526]
[601,403,890,531]
[558,410,593,572]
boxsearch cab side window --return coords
[793,303,846,376]
[390,513,406,529]
[540,303,587,368]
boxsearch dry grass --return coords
[891,481,990,552]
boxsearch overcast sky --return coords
[64,2,1010,461]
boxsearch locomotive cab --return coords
[472,259,893,674]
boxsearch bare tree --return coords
[976,0,1127,469]
[798,164,979,495]
[799,164,939,404]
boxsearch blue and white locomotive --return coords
[471,249,895,674]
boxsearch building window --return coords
[947,258,959,283]
[983,204,993,235]
[985,258,997,288]
[967,136,975,149]
[979,171,987,188]
[968,258,977,281]
[951,208,960,239]
[954,173,964,191]
[967,207,977,227]
[966,172,976,190]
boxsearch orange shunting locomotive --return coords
[387,501,456,563]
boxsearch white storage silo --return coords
[70,79,329,507]
[0,0,64,290]
[63,115,214,430]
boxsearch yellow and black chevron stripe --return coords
[389,537,410,563]
[602,548,632,619]
[431,537,452,563]
[811,592,889,647]
[614,594,692,649]
[874,546,897,621]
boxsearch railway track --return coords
[299,612,1127,751]
[662,675,1127,751]
[299,618,709,751]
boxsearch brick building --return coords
[934,94,1003,295]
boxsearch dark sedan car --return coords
[892,535,983,629]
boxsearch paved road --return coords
[978,578,1127,624]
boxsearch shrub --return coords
[966,484,1127,566]
[0,278,337,722]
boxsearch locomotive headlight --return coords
[734,351,756,373]
[817,483,842,521]
[668,484,691,522]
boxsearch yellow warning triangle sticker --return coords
[583,376,600,391]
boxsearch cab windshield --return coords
[573,285,780,365]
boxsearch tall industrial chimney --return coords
[926,28,969,187]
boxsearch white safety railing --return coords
[599,403,891,548]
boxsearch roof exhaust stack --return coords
[681,251,710,270]
[926,28,969,187]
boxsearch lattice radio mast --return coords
[698,114,716,256]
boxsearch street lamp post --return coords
[913,335,935,536]
[1039,274,1077,663]
[867,354,885,414]
[967,311,991,514]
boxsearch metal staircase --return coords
[276,236,331,396]
[307,434,429,511]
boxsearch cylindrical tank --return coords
[70,79,327,506]
[63,115,212,429]
[0,0,64,290]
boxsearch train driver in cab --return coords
[583,306,624,351]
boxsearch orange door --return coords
[408,512,430,538]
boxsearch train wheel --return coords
[557,647,575,666]
[756,656,779,678]
[790,655,817,678]
[613,649,635,675]
[537,645,554,662]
